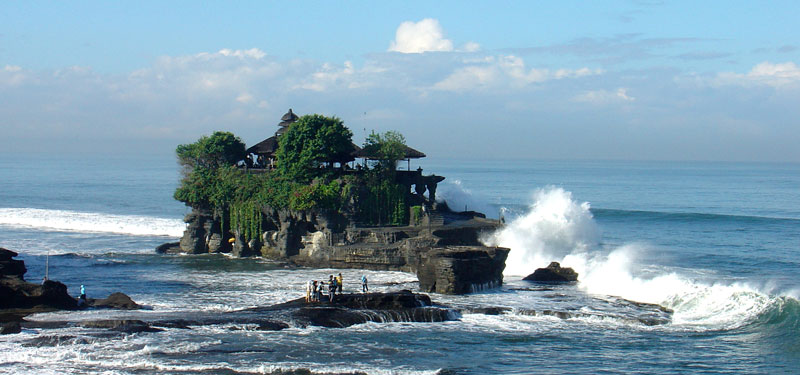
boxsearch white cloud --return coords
[236,92,254,103]
[389,19,454,53]
[433,55,602,91]
[297,61,365,92]
[0,65,26,86]
[715,61,800,88]
[461,42,481,52]
[573,88,636,104]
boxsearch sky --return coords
[1,1,799,162]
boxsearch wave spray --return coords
[483,186,793,330]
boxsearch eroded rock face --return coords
[1,248,78,312]
[89,292,140,310]
[417,246,510,294]
[1,248,141,328]
[172,208,509,294]
[523,262,579,282]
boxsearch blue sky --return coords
[2,1,799,161]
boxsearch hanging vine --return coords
[230,200,262,242]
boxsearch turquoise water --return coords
[1,153,799,374]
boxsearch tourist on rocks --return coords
[328,275,336,302]
[312,280,320,302]
[361,275,368,293]
[78,284,87,306]
[305,280,312,303]
[336,273,343,293]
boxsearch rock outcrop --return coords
[1,248,141,330]
[0,248,78,313]
[168,208,509,295]
[523,262,579,282]
[88,292,141,310]
[20,291,456,334]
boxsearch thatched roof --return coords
[246,136,279,155]
[352,144,426,159]
[280,109,299,123]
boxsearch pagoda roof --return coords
[246,136,279,155]
[280,109,299,123]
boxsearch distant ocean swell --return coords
[0,207,185,237]
[591,207,800,224]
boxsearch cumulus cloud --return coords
[297,61,360,91]
[389,18,466,53]
[4,44,798,161]
[433,55,602,91]
[715,61,800,88]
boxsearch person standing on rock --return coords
[336,273,343,294]
[78,284,87,306]
[305,280,312,303]
[328,275,336,302]
[312,280,319,302]
[361,275,368,293]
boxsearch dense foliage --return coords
[176,131,246,172]
[174,118,414,241]
[276,114,355,183]
[363,130,407,172]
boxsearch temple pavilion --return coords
[244,109,299,169]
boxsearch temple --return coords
[244,108,445,207]
[165,108,509,295]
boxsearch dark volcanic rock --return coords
[155,242,181,254]
[0,321,21,335]
[0,248,26,277]
[289,291,452,328]
[256,320,290,331]
[1,276,78,311]
[417,246,509,294]
[1,248,140,322]
[89,292,141,310]
[169,206,509,294]
[2,247,78,311]
[524,262,579,282]
[79,319,163,334]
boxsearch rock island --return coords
[159,109,508,294]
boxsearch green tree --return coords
[364,130,406,172]
[176,131,246,172]
[276,114,354,182]
[174,131,246,208]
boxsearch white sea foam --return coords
[483,187,599,276]
[483,186,783,331]
[437,180,499,218]
[0,207,185,237]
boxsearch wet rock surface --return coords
[167,209,509,295]
[524,262,579,282]
[1,247,78,315]
[0,247,142,333]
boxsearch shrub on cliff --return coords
[363,130,407,173]
[276,114,355,183]
[174,131,246,209]
[176,131,246,171]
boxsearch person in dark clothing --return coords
[361,275,368,293]
[328,275,336,302]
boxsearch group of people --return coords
[305,273,369,303]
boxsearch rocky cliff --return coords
[162,207,509,295]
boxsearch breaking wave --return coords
[0,207,184,237]
[483,186,799,331]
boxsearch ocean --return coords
[1,153,799,374]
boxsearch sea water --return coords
[1,153,799,374]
